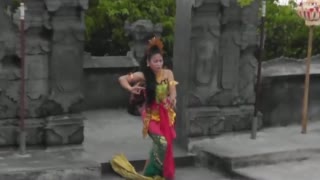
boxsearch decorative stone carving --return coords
[0,0,88,148]
[44,0,87,113]
[188,107,224,137]
[189,2,221,106]
[41,0,88,146]
[0,1,16,62]
[45,114,84,146]
[173,0,260,141]
[237,1,260,104]
[124,19,163,62]
[15,118,45,146]
[188,106,262,137]
[220,0,242,92]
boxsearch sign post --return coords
[295,0,320,134]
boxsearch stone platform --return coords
[190,121,320,180]
[0,109,195,180]
[0,149,101,180]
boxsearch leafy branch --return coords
[237,0,255,7]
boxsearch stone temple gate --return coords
[173,0,260,148]
[0,0,260,149]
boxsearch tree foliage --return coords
[85,0,320,60]
[265,0,320,59]
[85,0,175,56]
[237,0,255,7]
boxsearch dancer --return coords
[116,37,177,180]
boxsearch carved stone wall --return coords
[173,0,260,144]
[0,0,88,147]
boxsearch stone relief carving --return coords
[189,2,221,106]
[43,0,87,146]
[175,0,259,138]
[0,0,88,147]
[124,20,163,62]
[239,0,260,104]
[44,0,87,113]
[0,1,15,62]
[0,1,19,120]
[219,0,242,94]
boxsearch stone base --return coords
[16,118,45,146]
[187,105,262,137]
[0,114,84,148]
[45,114,85,146]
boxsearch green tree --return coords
[265,0,320,59]
[86,0,320,60]
[238,0,254,7]
[85,0,175,56]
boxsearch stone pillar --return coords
[0,0,88,148]
[124,20,163,62]
[42,0,88,146]
[0,1,16,147]
[173,0,260,148]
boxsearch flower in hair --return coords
[147,37,164,54]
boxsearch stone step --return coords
[195,147,319,175]
[189,122,320,176]
[233,157,320,180]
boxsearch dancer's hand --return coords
[169,96,176,109]
[130,82,145,95]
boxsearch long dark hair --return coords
[140,45,162,105]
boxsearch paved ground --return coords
[83,109,189,163]
[102,167,234,180]
[234,156,320,180]
[0,109,227,180]
[2,109,320,180]
[190,121,320,158]
[190,121,320,180]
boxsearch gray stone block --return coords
[15,118,45,146]
[44,114,84,146]
[261,55,320,126]
[187,106,262,137]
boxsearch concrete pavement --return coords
[191,121,320,180]
[234,157,320,180]
[2,109,320,180]
[102,167,234,180]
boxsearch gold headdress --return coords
[147,37,164,55]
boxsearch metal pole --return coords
[19,2,26,155]
[301,26,314,134]
[251,0,266,139]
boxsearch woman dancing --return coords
[117,37,177,180]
